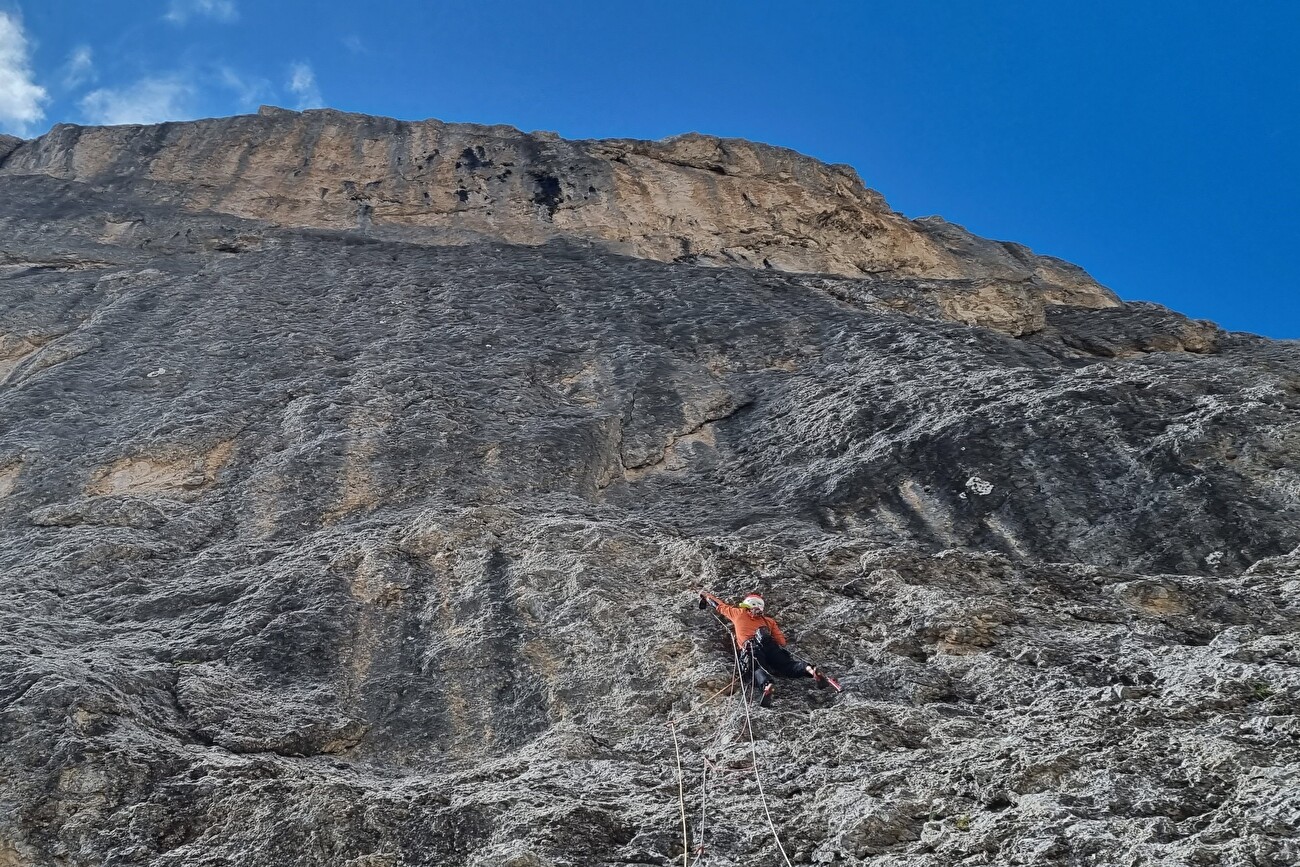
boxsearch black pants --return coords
[740,630,811,690]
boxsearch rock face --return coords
[0,106,1114,326]
[0,110,1297,867]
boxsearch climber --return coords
[697,590,841,707]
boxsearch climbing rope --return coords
[678,604,795,867]
[691,694,738,865]
[693,757,712,865]
[665,670,738,864]
[728,627,795,867]
[690,610,745,863]
[669,718,692,867]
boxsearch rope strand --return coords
[690,758,712,866]
[669,718,690,867]
[729,633,795,867]
[693,676,739,865]
[689,600,794,866]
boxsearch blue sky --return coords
[2,1,1297,338]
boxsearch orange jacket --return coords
[703,593,787,647]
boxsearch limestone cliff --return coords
[0,107,1115,335]
[0,111,1296,867]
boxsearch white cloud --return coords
[286,62,323,110]
[218,66,271,111]
[342,34,366,55]
[0,11,48,136]
[62,45,96,90]
[165,0,237,24]
[80,77,195,126]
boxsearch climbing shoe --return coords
[760,683,775,708]
[812,668,843,692]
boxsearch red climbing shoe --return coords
[812,668,843,692]
[760,683,775,708]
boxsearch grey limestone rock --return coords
[0,111,1297,867]
[0,134,22,164]
[0,107,1118,319]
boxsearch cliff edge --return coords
[0,107,1114,331]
